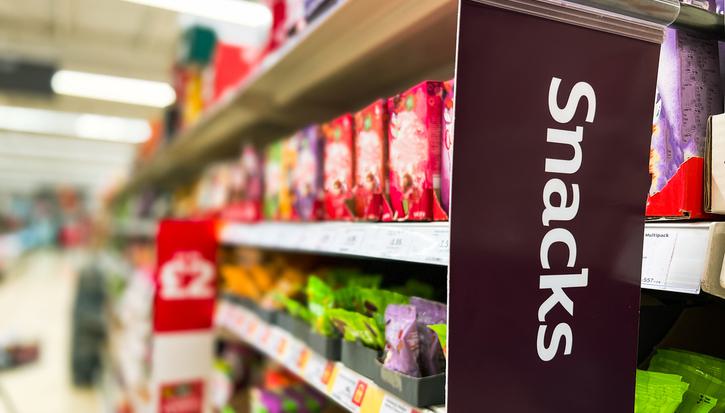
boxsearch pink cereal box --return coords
[387,81,448,221]
[322,114,355,220]
[353,99,393,221]
[441,79,455,214]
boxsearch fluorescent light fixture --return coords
[0,106,151,143]
[122,0,272,28]
[51,70,176,108]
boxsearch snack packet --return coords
[383,304,420,377]
[306,276,336,336]
[328,308,385,350]
[428,324,447,358]
[410,297,447,375]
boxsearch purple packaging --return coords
[292,125,324,221]
[647,27,723,217]
[383,304,420,377]
[410,297,447,376]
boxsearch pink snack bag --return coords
[322,114,355,220]
[388,81,448,221]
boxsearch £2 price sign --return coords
[154,220,218,332]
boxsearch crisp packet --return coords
[328,308,385,350]
[410,297,446,376]
[306,276,336,336]
[383,304,420,377]
[428,324,447,358]
[357,288,408,330]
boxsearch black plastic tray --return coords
[341,340,380,381]
[374,360,445,407]
[307,331,341,361]
[276,312,310,342]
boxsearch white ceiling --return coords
[0,0,179,201]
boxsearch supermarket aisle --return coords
[0,249,101,413]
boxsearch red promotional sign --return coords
[159,380,204,413]
[154,220,218,332]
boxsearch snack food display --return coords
[322,114,355,220]
[353,99,391,220]
[441,79,455,214]
[388,81,448,221]
[292,126,324,221]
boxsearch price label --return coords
[338,229,365,253]
[425,229,450,264]
[276,336,289,359]
[313,228,335,251]
[381,230,409,258]
[246,319,259,339]
[641,229,677,290]
[282,340,304,371]
[379,395,415,413]
[329,367,365,411]
[232,311,247,335]
[303,354,330,389]
[297,348,310,371]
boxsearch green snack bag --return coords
[328,308,385,350]
[428,324,447,357]
[279,296,312,323]
[392,279,435,300]
[357,288,409,330]
[306,276,336,336]
[635,369,689,413]
[334,286,361,311]
[348,274,382,289]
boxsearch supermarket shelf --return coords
[642,222,725,298]
[120,0,457,196]
[215,300,444,413]
[672,4,725,39]
[218,221,450,265]
[111,218,157,239]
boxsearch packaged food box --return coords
[279,137,298,220]
[646,27,723,218]
[441,79,455,214]
[222,145,264,222]
[293,125,325,221]
[353,99,392,221]
[264,142,283,219]
[388,81,448,221]
[322,114,355,220]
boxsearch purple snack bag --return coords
[410,297,447,376]
[384,304,420,377]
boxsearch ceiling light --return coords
[51,70,176,108]
[0,106,151,143]
[122,0,272,28]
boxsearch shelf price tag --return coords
[421,228,450,265]
[329,366,366,412]
[303,354,332,390]
[379,394,416,413]
[312,227,336,252]
[338,228,366,254]
[641,229,678,291]
[381,229,410,259]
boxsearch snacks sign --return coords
[448,0,672,411]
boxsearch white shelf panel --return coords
[642,222,725,299]
[215,300,443,413]
[219,221,450,265]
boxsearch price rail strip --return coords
[215,300,443,413]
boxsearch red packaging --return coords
[353,99,392,221]
[221,145,264,222]
[387,81,448,221]
[322,114,355,220]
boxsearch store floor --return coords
[0,249,102,413]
